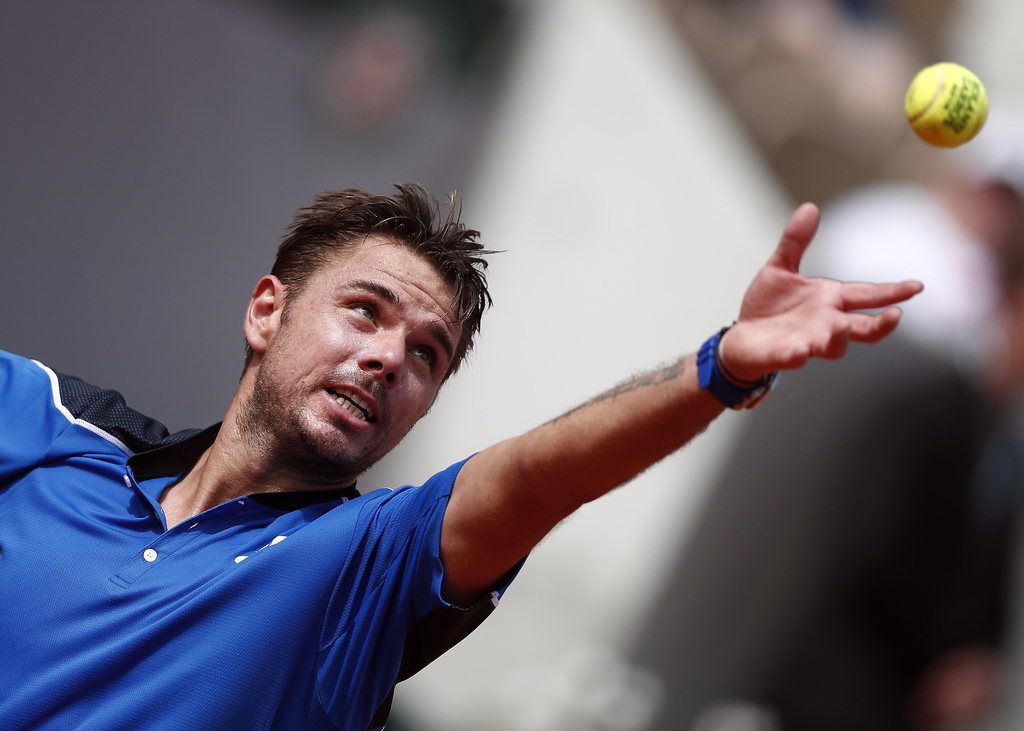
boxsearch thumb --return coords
[769,202,820,273]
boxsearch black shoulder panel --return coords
[55,371,199,454]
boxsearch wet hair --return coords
[244,183,495,379]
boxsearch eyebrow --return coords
[344,279,457,365]
[347,279,401,308]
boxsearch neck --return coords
[159,396,358,529]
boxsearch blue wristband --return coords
[697,329,779,410]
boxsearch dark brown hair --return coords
[245,183,495,378]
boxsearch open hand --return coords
[720,203,924,382]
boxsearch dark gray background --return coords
[0,0,518,432]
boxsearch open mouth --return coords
[327,388,373,422]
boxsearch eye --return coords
[352,303,375,320]
[410,345,435,366]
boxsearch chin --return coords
[298,422,386,478]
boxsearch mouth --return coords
[326,387,373,423]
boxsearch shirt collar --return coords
[126,424,361,512]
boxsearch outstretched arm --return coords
[440,203,923,604]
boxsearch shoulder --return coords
[356,459,471,519]
[0,350,187,455]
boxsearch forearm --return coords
[509,353,723,512]
[442,353,724,601]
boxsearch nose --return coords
[361,331,404,388]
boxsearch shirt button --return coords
[143,548,158,562]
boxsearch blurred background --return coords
[5,0,1024,729]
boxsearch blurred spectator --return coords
[630,106,1024,731]
[805,104,1024,375]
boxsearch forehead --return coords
[307,237,458,321]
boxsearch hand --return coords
[719,202,924,382]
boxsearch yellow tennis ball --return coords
[905,62,988,148]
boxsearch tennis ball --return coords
[905,62,988,148]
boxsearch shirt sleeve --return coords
[0,350,77,480]
[0,350,184,483]
[317,459,523,729]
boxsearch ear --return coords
[244,275,286,357]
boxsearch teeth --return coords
[329,389,370,422]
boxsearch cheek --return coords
[284,316,359,361]
[387,375,432,412]
[263,335,333,387]
[409,382,441,419]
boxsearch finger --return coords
[768,202,820,273]
[848,307,904,343]
[840,280,924,310]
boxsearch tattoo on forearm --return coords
[546,356,689,426]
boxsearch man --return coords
[0,184,920,730]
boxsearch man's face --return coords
[241,237,462,484]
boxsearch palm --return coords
[720,203,924,382]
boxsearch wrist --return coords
[715,329,763,388]
[697,326,779,410]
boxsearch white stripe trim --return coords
[32,360,134,456]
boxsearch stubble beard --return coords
[237,358,393,486]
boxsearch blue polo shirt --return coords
[0,350,515,730]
